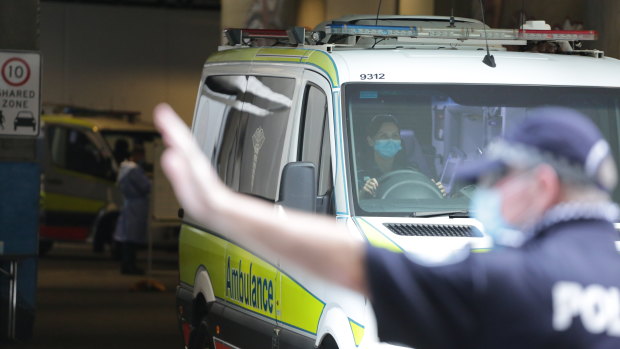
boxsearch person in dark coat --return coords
[114,145,151,275]
[153,104,620,348]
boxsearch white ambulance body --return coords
[176,15,620,349]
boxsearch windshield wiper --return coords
[410,210,470,218]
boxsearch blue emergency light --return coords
[326,23,418,37]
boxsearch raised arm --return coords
[154,103,368,295]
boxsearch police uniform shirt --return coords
[366,206,620,349]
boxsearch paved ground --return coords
[6,242,182,349]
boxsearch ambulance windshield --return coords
[344,84,620,216]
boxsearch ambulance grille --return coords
[384,223,482,238]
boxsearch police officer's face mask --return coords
[374,139,402,159]
[471,169,536,247]
[470,188,527,247]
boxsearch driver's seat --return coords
[400,129,436,178]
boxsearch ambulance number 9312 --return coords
[360,73,385,80]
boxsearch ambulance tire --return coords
[188,316,214,349]
[320,335,339,349]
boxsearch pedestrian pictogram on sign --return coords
[0,51,40,137]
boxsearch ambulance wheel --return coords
[320,335,339,349]
[188,316,214,349]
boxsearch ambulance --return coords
[176,15,620,349]
[39,110,180,254]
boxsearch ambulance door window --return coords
[217,105,244,192]
[211,75,249,193]
[214,75,295,201]
[300,85,325,166]
[48,126,68,168]
[237,76,295,201]
[319,112,333,197]
[299,84,333,213]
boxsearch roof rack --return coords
[220,16,602,57]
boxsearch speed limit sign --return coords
[0,51,41,137]
[2,57,31,87]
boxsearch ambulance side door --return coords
[214,73,298,349]
[276,70,334,347]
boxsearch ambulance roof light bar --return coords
[324,22,598,43]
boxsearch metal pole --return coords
[8,261,17,340]
[147,217,153,289]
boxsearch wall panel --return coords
[40,3,220,123]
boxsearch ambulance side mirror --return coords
[278,162,316,213]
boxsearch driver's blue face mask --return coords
[374,139,402,158]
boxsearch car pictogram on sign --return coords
[14,110,36,131]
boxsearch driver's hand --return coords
[432,179,447,197]
[362,178,378,197]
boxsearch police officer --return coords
[367,107,620,348]
[154,104,620,348]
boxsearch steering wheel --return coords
[376,169,444,200]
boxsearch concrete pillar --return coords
[0,0,39,51]
[0,1,40,342]
[0,0,39,161]
[399,0,434,16]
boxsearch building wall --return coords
[39,0,620,128]
[40,3,220,124]
[221,0,253,29]
[435,0,585,29]
[500,0,585,29]
[0,0,39,51]
[222,0,300,30]
[326,0,397,19]
[587,0,620,59]
[223,0,435,32]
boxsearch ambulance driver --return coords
[359,114,444,198]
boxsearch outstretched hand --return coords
[154,103,230,226]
